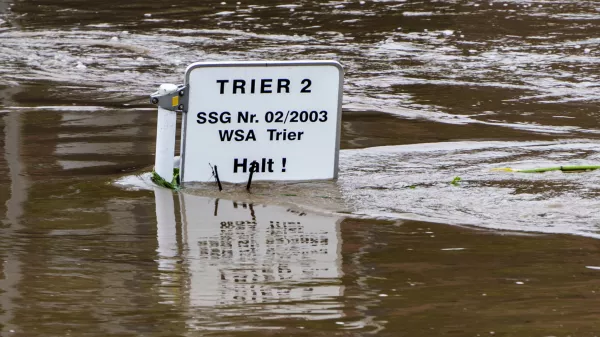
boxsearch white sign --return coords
[180,61,343,184]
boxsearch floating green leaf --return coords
[151,168,180,190]
[493,165,600,173]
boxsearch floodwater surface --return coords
[2,0,600,336]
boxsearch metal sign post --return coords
[150,83,188,186]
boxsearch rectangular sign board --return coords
[180,61,343,184]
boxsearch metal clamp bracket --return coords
[150,83,189,112]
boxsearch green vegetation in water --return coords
[451,176,461,186]
[521,165,599,173]
[151,168,180,190]
[493,165,600,173]
[282,193,298,196]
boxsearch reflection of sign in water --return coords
[179,192,343,320]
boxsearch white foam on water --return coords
[402,12,435,16]
[340,140,600,238]
[115,172,156,191]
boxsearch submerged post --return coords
[155,104,177,182]
[150,83,188,188]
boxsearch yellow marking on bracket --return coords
[172,96,179,107]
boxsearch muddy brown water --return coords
[2,0,600,336]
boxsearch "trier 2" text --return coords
[216,78,312,94]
